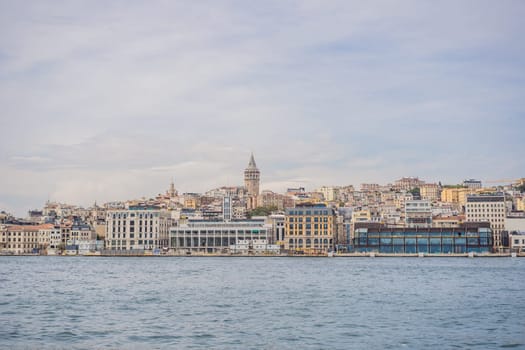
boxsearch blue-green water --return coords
[1,257,524,349]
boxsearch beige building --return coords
[393,177,423,191]
[352,210,372,223]
[432,215,464,228]
[257,190,294,210]
[516,197,525,211]
[420,183,440,202]
[284,204,335,253]
[441,187,473,206]
[0,224,55,254]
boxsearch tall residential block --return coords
[465,195,506,250]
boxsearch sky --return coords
[1,0,524,216]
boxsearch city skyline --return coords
[1,1,524,216]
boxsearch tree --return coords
[409,187,421,198]
[247,206,278,218]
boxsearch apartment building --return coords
[285,204,335,253]
[105,206,172,251]
[465,195,506,250]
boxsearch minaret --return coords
[244,153,260,197]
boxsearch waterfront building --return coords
[465,195,506,250]
[71,222,96,241]
[170,219,269,254]
[48,227,63,253]
[349,222,492,254]
[0,225,49,254]
[267,213,285,244]
[505,214,525,233]
[405,200,432,228]
[244,153,260,198]
[229,239,280,254]
[60,222,72,246]
[284,204,335,253]
[335,208,352,247]
[508,232,525,253]
[105,206,172,251]
[38,224,60,252]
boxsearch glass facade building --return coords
[347,223,493,254]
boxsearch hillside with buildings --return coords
[2,156,525,256]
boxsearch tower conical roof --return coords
[247,153,257,169]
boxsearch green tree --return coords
[248,206,278,218]
[409,187,421,198]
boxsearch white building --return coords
[405,200,432,228]
[170,219,269,254]
[505,216,525,232]
[509,232,525,252]
[105,206,172,251]
[466,195,506,249]
[229,239,280,254]
[267,214,285,244]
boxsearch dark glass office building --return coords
[347,222,493,254]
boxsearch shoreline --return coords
[1,253,523,258]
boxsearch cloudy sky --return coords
[1,1,524,216]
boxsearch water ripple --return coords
[0,257,524,349]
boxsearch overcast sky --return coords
[1,1,524,216]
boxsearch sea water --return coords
[1,256,524,349]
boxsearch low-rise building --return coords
[348,222,492,254]
[229,239,280,254]
[170,219,269,254]
[508,232,525,253]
